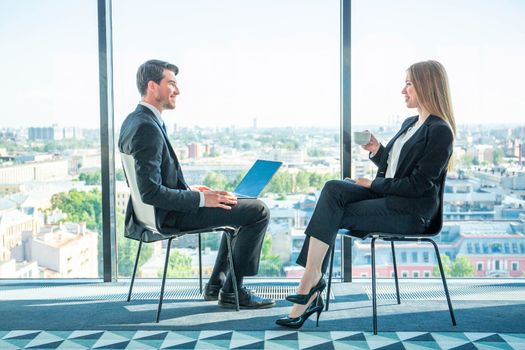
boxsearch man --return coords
[119,59,275,309]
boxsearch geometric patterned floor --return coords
[1,330,524,349]
[2,280,525,348]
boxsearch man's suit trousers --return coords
[164,198,269,276]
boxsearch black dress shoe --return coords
[218,287,276,309]
[276,295,324,329]
[203,283,221,301]
[286,276,326,305]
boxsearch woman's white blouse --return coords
[385,123,422,178]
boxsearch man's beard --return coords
[161,98,176,110]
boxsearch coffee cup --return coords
[353,130,371,145]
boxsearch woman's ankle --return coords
[298,272,323,294]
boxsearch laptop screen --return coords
[234,160,283,198]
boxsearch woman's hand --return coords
[362,133,380,154]
[356,177,372,188]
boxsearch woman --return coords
[276,60,456,329]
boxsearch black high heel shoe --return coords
[275,295,324,329]
[286,276,326,305]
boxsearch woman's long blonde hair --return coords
[408,60,456,137]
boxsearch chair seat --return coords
[172,226,238,237]
[341,229,434,240]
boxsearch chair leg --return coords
[127,235,144,302]
[225,230,240,311]
[156,237,174,323]
[371,237,378,335]
[390,241,400,304]
[325,245,335,311]
[198,233,203,294]
[426,238,457,326]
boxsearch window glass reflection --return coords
[0,1,101,278]
[352,0,525,279]
[113,0,340,279]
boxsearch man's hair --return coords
[136,59,178,96]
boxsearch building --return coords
[448,221,525,277]
[270,149,304,164]
[115,181,130,216]
[67,149,101,175]
[11,223,98,278]
[501,171,525,199]
[28,126,62,141]
[0,209,35,264]
[0,259,39,278]
[0,159,69,184]
[467,144,495,164]
[0,184,26,196]
[443,177,501,220]
[28,126,83,141]
[351,220,525,278]
[188,143,203,159]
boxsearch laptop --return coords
[233,160,283,198]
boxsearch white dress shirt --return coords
[385,122,422,179]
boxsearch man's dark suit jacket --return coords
[370,115,453,220]
[118,104,200,242]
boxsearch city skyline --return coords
[1,94,525,279]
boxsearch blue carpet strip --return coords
[0,330,523,349]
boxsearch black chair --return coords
[325,171,456,334]
[121,153,240,322]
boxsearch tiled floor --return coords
[1,330,524,349]
[2,279,525,348]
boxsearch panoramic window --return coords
[351,0,525,278]
[112,0,340,278]
[0,1,101,278]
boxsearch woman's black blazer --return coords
[369,115,453,219]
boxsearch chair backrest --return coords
[120,152,158,232]
[426,170,448,235]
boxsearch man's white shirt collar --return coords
[139,101,164,127]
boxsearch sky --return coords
[0,0,524,129]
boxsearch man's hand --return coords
[356,177,372,188]
[190,185,211,192]
[203,190,238,210]
[362,133,380,154]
